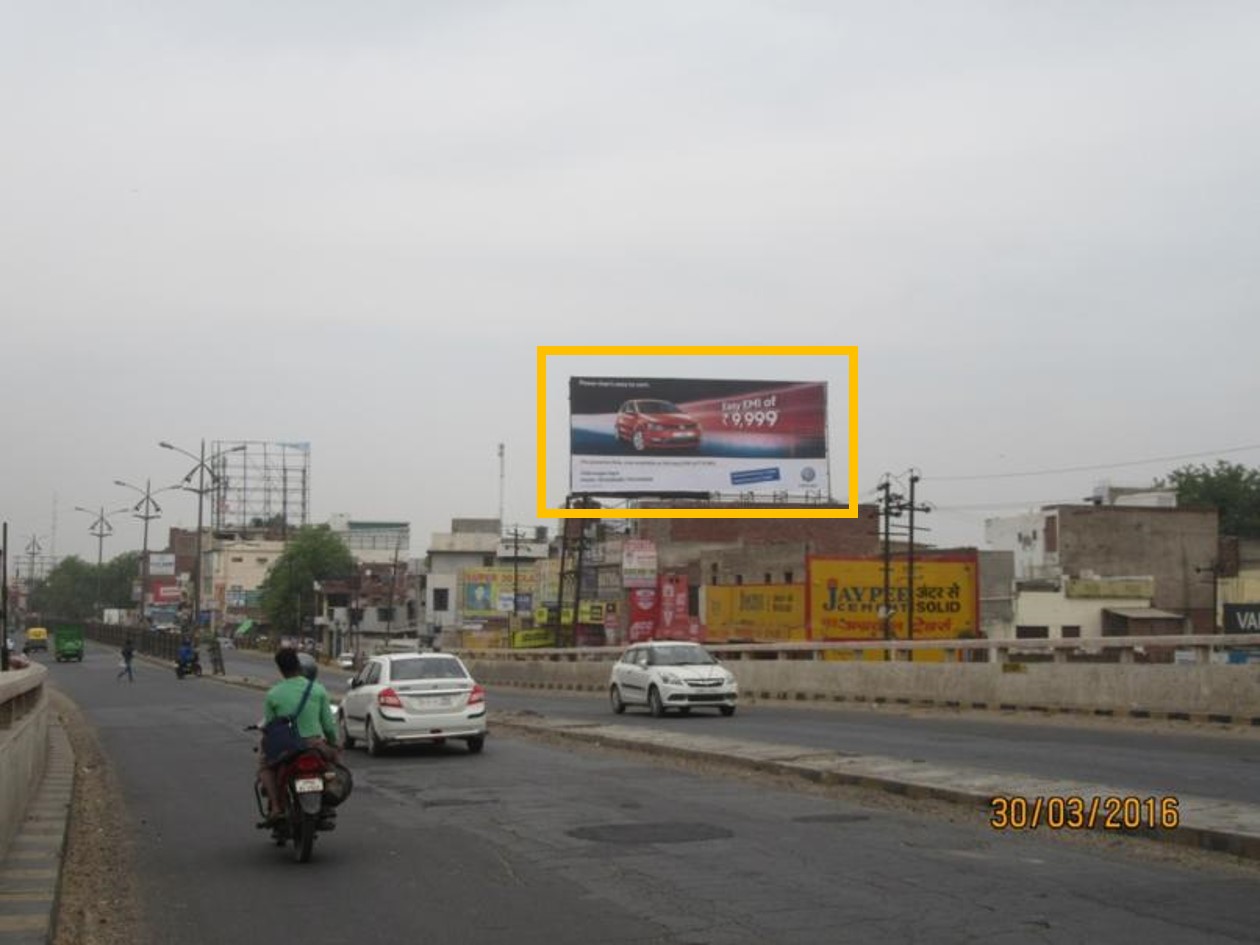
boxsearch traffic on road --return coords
[24,644,1260,945]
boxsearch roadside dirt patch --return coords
[48,689,147,945]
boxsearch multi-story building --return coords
[425,518,502,636]
[327,514,410,566]
[204,532,286,632]
[985,502,1219,635]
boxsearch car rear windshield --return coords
[391,657,469,681]
[652,645,715,666]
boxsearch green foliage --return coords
[259,526,356,635]
[26,550,142,619]
[1159,461,1260,539]
[100,551,141,609]
[28,556,95,619]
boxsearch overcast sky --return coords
[4,1,1259,571]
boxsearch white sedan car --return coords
[609,641,738,717]
[338,653,487,756]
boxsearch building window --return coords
[784,571,794,584]
[483,555,495,567]
[433,588,449,612]
[1061,626,1081,639]
[256,558,268,565]
[688,585,700,617]
[231,556,244,563]
[1044,515,1058,553]
[764,572,772,584]
[1015,626,1049,639]
[735,575,743,586]
[377,606,394,623]
[710,563,718,585]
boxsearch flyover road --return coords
[36,647,1260,945]
[221,646,1260,807]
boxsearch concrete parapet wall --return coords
[0,664,50,858]
[462,656,1260,720]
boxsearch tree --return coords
[25,550,142,619]
[259,526,356,635]
[1159,461,1260,539]
[100,552,141,610]
[28,556,95,619]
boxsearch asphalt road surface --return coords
[483,688,1260,806]
[227,644,1260,806]
[42,647,1260,945]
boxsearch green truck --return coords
[53,625,85,662]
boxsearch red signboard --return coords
[656,573,697,641]
[149,580,181,604]
[627,587,657,642]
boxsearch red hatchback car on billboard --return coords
[614,399,702,451]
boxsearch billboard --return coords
[704,585,807,643]
[460,568,538,618]
[622,539,658,588]
[808,554,979,641]
[148,553,177,577]
[570,377,829,496]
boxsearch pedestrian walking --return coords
[117,639,135,682]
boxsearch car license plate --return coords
[411,695,453,707]
[295,778,324,793]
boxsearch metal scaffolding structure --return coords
[209,441,311,532]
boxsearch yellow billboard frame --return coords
[537,345,859,519]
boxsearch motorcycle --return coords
[245,724,350,863]
[175,652,203,679]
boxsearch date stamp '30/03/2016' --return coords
[989,795,1180,831]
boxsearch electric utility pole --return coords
[903,470,931,658]
[877,475,904,657]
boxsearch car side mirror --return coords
[347,677,359,689]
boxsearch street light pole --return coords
[115,479,179,625]
[74,505,129,616]
[160,440,245,640]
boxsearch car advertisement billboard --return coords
[570,377,829,496]
[807,555,979,641]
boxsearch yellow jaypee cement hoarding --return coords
[808,554,979,641]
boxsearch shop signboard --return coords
[808,554,979,641]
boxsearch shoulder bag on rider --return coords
[261,677,316,764]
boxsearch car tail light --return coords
[467,684,485,706]
[378,687,404,708]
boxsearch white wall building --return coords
[207,537,286,628]
[425,518,501,631]
[327,514,411,566]
[1011,576,1157,641]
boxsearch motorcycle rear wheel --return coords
[292,811,316,863]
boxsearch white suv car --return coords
[609,641,738,717]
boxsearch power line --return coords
[925,444,1260,482]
